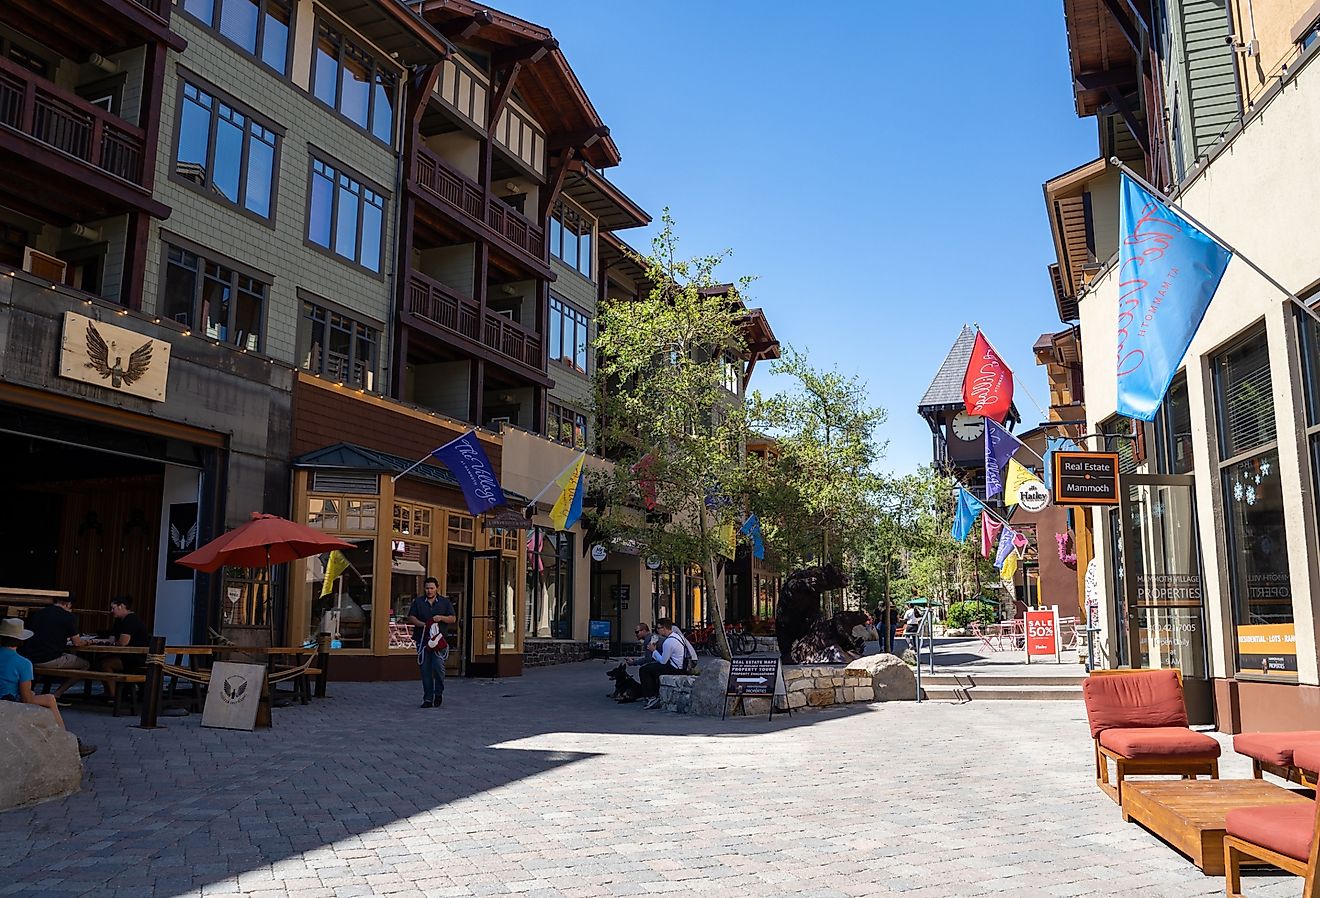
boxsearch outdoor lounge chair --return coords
[1082,669,1220,806]
[1234,731,1320,786]
[1223,743,1320,897]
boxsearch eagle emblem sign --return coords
[59,311,169,401]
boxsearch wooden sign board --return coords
[1052,451,1121,506]
[202,661,266,731]
[59,311,170,402]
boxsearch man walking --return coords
[406,577,455,708]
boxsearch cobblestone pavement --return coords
[0,661,1300,898]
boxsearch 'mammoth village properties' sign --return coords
[1052,451,1121,506]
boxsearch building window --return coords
[296,300,378,390]
[549,201,593,279]
[447,512,474,546]
[307,156,385,272]
[181,0,292,75]
[175,80,279,220]
[1154,374,1194,475]
[161,243,265,350]
[526,528,573,639]
[312,21,397,143]
[1214,325,1293,681]
[548,401,587,449]
[722,355,741,394]
[548,295,589,374]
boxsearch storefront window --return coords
[448,512,474,546]
[1296,307,1320,532]
[525,528,573,639]
[1214,326,1295,680]
[388,540,428,650]
[307,539,374,649]
[1155,375,1194,475]
[307,497,339,529]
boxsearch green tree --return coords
[591,212,759,660]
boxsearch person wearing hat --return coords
[1,617,95,756]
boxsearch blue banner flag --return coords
[431,431,506,515]
[740,514,765,560]
[984,418,1023,499]
[1116,173,1232,421]
[951,488,985,542]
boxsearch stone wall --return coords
[658,665,876,716]
[523,639,590,667]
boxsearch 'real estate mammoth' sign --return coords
[1052,451,1121,506]
[59,311,170,402]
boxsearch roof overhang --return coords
[414,0,621,168]
[600,231,650,289]
[563,167,650,231]
[1063,0,1142,117]
[323,0,452,65]
[737,308,780,363]
[1043,157,1108,307]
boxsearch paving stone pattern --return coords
[0,661,1300,897]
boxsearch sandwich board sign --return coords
[723,656,788,721]
[1025,606,1062,664]
[202,661,266,731]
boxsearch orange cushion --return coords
[1225,804,1315,862]
[1082,671,1189,738]
[1098,726,1221,759]
[1234,732,1320,768]
[1294,744,1320,773]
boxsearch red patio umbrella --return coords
[176,512,354,572]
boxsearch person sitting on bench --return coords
[1,618,94,756]
[19,595,90,701]
[100,596,149,703]
[638,619,696,710]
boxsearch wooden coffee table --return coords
[1123,780,1311,875]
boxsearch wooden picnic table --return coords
[70,643,148,654]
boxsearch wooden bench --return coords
[34,667,146,717]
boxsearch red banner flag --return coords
[962,330,1013,423]
[631,453,658,510]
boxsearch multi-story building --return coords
[1053,0,1320,728]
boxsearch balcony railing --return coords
[129,0,167,16]
[0,55,145,186]
[414,145,545,260]
[407,272,543,371]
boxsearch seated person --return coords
[19,595,90,700]
[1,618,94,756]
[628,623,658,667]
[637,619,697,710]
[100,596,149,702]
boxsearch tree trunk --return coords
[697,514,731,660]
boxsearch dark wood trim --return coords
[548,126,609,152]
[487,61,522,135]
[470,358,485,423]
[398,311,552,387]
[295,286,385,330]
[1105,86,1150,155]
[491,38,557,68]
[122,211,151,311]
[138,40,168,192]
[540,147,576,221]
[1099,0,1144,54]
[438,10,492,40]
[1075,67,1138,92]
[158,228,277,282]
[0,129,170,219]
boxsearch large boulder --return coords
[843,653,917,702]
[0,702,81,810]
[688,658,732,717]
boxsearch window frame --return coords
[296,289,382,391]
[525,527,574,640]
[304,150,389,277]
[310,17,400,146]
[177,0,295,78]
[158,233,271,351]
[169,70,284,226]
[548,293,590,375]
[550,199,595,281]
[547,400,587,449]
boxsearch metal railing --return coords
[912,612,936,704]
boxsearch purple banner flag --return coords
[984,418,1022,500]
[431,430,506,515]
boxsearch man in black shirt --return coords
[405,577,455,709]
[19,596,90,699]
[101,596,150,701]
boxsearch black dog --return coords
[606,663,642,702]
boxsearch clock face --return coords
[952,412,985,442]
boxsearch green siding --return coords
[1165,0,1239,180]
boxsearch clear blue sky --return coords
[496,1,1097,476]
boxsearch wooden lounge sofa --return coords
[1083,669,1221,806]
[1224,743,1320,897]
[1234,731,1320,786]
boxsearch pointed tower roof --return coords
[917,326,1021,424]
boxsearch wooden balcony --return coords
[0,55,146,187]
[413,145,546,263]
[0,0,185,57]
[406,272,544,373]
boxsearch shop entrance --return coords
[462,549,517,677]
[590,567,623,655]
[1117,474,1213,724]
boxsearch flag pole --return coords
[523,451,587,511]
[1109,157,1320,327]
[391,430,473,484]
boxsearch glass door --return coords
[468,551,515,675]
[445,546,469,676]
[1119,474,1212,723]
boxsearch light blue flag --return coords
[1043,437,1082,486]
[1116,173,1232,421]
[951,488,985,542]
[984,419,1023,499]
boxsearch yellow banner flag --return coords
[716,521,737,559]
[1000,549,1019,583]
[549,454,585,531]
[1004,459,1043,507]
[320,550,349,597]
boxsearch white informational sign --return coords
[1016,481,1050,512]
[590,544,608,562]
[202,661,266,731]
[646,556,662,570]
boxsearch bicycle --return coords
[725,623,758,656]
